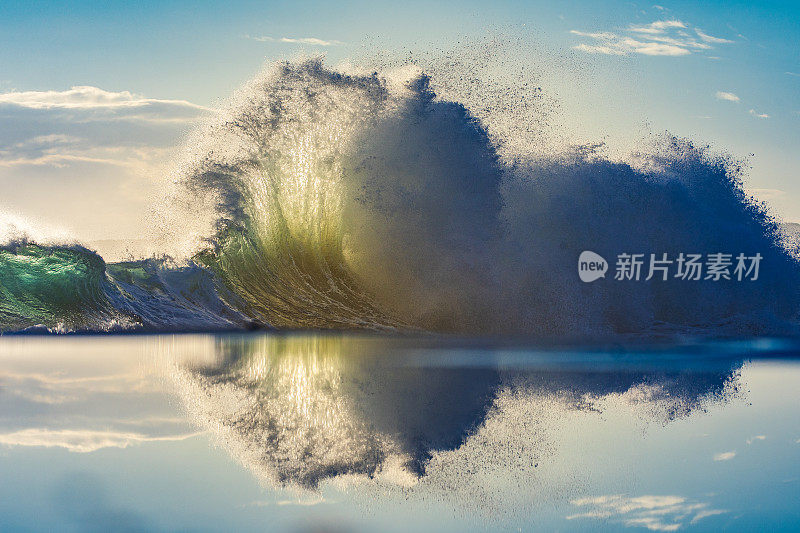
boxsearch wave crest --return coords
[174,58,800,336]
[2,58,799,336]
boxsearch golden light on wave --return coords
[166,335,405,489]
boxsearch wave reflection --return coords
[163,333,748,501]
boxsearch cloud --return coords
[568,494,727,531]
[570,31,690,56]
[713,92,770,119]
[691,509,728,523]
[630,40,692,56]
[713,451,736,461]
[245,34,343,46]
[787,72,800,77]
[628,20,687,34]
[746,435,766,444]
[571,19,733,57]
[0,88,214,168]
[695,28,734,44]
[715,91,740,102]
[0,152,154,169]
[242,497,326,508]
[572,41,627,56]
[0,368,162,403]
[0,361,201,455]
[0,86,211,112]
[0,85,215,239]
[0,86,211,154]
[0,428,201,453]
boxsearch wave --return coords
[2,58,800,336]
[0,242,128,333]
[0,241,251,333]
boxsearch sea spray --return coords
[173,58,800,335]
[1,58,799,336]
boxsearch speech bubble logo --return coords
[578,251,608,282]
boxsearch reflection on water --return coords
[164,335,743,494]
[2,334,799,531]
[167,335,502,488]
[0,337,200,454]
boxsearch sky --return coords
[0,0,797,244]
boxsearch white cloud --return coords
[713,93,770,120]
[715,91,740,102]
[568,494,727,531]
[0,86,211,112]
[746,435,766,444]
[571,19,733,57]
[245,34,343,46]
[642,34,711,50]
[714,451,736,461]
[573,42,627,56]
[242,497,326,508]
[570,30,618,40]
[630,40,692,56]
[629,20,687,34]
[280,37,343,46]
[0,153,132,169]
[787,72,800,77]
[0,357,205,458]
[691,509,728,523]
[570,31,690,56]
[0,428,201,453]
[695,28,734,44]
[0,86,211,239]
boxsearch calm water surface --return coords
[0,334,798,532]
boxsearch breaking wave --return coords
[2,58,799,337]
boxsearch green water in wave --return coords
[194,224,399,331]
[0,243,122,332]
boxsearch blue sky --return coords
[0,0,797,241]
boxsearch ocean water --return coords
[0,333,798,532]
